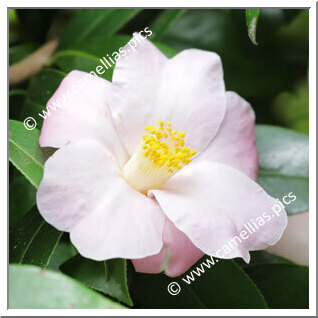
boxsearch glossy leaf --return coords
[9,171,36,228]
[236,251,308,308]
[47,240,77,271]
[256,125,309,214]
[59,9,141,49]
[10,206,62,268]
[61,255,133,306]
[9,120,45,188]
[9,264,126,309]
[245,263,309,308]
[246,9,261,45]
[128,257,267,309]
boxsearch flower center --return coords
[123,120,196,194]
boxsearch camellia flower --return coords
[37,34,287,277]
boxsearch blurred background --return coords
[9,8,309,133]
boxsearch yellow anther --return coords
[141,120,196,174]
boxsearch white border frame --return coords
[3,1,316,316]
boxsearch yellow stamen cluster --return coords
[122,120,196,194]
[142,120,196,173]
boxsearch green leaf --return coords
[52,35,177,81]
[59,9,141,49]
[60,34,130,58]
[244,263,309,308]
[128,257,267,309]
[61,255,133,306]
[9,43,39,65]
[256,125,309,215]
[9,264,126,309]
[246,9,261,45]
[9,89,27,121]
[10,206,62,268]
[26,68,66,106]
[74,35,178,58]
[46,240,77,271]
[52,35,131,81]
[235,250,294,268]
[9,171,36,228]
[52,49,105,77]
[22,68,66,129]
[9,120,46,188]
[235,251,308,308]
[9,89,27,97]
[151,9,188,40]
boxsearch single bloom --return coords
[36,34,287,277]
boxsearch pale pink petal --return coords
[112,36,226,155]
[36,140,164,260]
[150,161,287,262]
[198,91,258,180]
[132,217,204,277]
[39,70,128,167]
[112,33,167,100]
[111,34,167,155]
